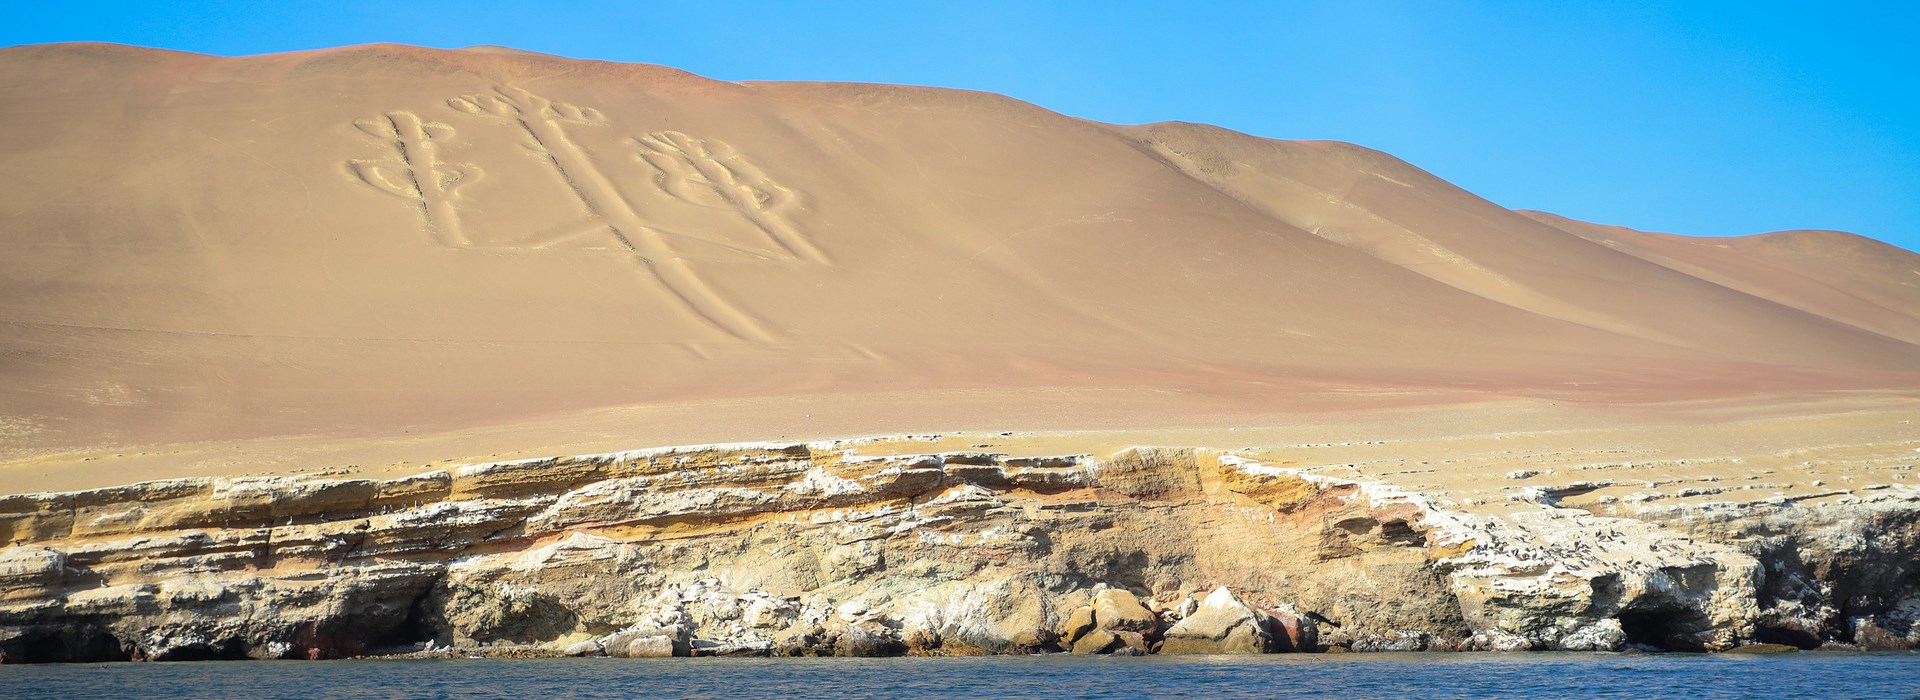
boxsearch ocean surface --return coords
[2,652,1917,699]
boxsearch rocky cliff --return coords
[5,437,1916,662]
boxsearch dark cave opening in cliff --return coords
[368,591,442,652]
[0,625,131,664]
[1617,610,1697,651]
[1753,624,1823,649]
[150,638,251,662]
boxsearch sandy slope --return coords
[1522,210,1920,346]
[1,43,1917,494]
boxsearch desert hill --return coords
[7,42,1920,662]
[1,42,1917,490]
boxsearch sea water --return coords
[2,652,1916,699]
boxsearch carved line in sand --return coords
[346,86,832,342]
[634,130,829,265]
[445,86,777,342]
[347,111,481,248]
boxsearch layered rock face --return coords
[4,439,1917,662]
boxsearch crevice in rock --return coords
[1589,573,1623,611]
[149,637,249,662]
[1618,609,1704,651]
[1753,623,1822,649]
[1378,519,1424,547]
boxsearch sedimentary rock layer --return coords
[4,438,1916,662]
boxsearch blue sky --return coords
[9,1,1918,251]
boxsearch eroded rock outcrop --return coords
[2,439,1917,662]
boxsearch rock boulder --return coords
[1092,589,1160,635]
[1158,587,1276,654]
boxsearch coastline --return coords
[6,413,1919,663]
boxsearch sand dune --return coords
[1,43,1917,491]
